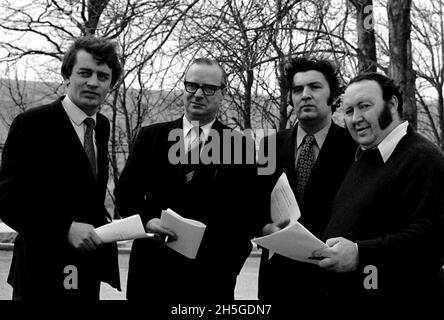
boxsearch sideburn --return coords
[378,102,393,129]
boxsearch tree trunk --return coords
[243,69,253,129]
[86,0,110,35]
[387,0,416,129]
[278,59,289,131]
[350,0,377,72]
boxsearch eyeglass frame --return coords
[183,81,225,96]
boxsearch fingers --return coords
[90,230,103,247]
[319,257,335,269]
[262,223,280,235]
[326,237,342,247]
[146,218,177,240]
[68,222,103,251]
[262,219,290,235]
[276,219,290,229]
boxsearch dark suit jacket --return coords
[0,98,120,299]
[257,122,356,303]
[115,117,259,302]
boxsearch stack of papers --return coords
[161,209,206,259]
[252,173,327,265]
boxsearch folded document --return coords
[161,208,206,259]
[252,173,327,265]
[95,214,150,242]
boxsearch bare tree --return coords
[387,0,416,129]
[412,0,444,148]
[349,0,377,72]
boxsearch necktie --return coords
[184,126,203,183]
[83,117,97,179]
[296,134,315,203]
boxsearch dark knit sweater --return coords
[323,127,444,303]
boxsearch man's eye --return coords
[292,87,302,93]
[203,85,217,91]
[79,71,91,77]
[359,104,371,110]
[98,73,109,81]
[345,108,353,116]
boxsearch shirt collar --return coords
[296,120,331,150]
[62,95,97,126]
[354,121,408,163]
[182,115,215,141]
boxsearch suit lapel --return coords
[279,125,298,188]
[51,99,103,185]
[94,114,109,189]
[163,117,186,181]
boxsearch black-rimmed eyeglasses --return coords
[184,81,225,96]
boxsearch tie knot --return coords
[84,117,95,129]
[303,134,315,146]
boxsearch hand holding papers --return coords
[252,173,327,265]
[95,214,152,243]
[160,209,206,259]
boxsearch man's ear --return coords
[388,95,399,116]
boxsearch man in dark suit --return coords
[313,72,444,308]
[115,58,258,302]
[0,36,122,300]
[257,57,356,304]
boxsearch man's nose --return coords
[193,87,205,98]
[351,108,363,123]
[86,74,99,87]
[301,87,311,100]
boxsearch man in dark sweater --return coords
[257,58,356,304]
[313,72,444,307]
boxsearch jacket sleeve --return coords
[0,113,72,237]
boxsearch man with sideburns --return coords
[314,72,444,307]
[257,57,356,304]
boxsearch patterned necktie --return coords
[184,126,203,183]
[296,134,315,203]
[83,117,97,179]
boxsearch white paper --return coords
[252,172,327,264]
[95,214,151,243]
[270,173,300,224]
[161,208,206,259]
[0,223,16,234]
[252,221,327,265]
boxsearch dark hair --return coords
[348,72,403,115]
[184,58,227,88]
[282,57,341,111]
[61,36,123,87]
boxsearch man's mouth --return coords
[300,104,316,109]
[83,91,99,97]
[356,126,370,135]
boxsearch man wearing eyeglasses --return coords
[115,58,259,303]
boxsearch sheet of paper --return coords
[252,221,327,265]
[270,173,300,224]
[0,223,16,234]
[161,208,206,259]
[95,214,150,243]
